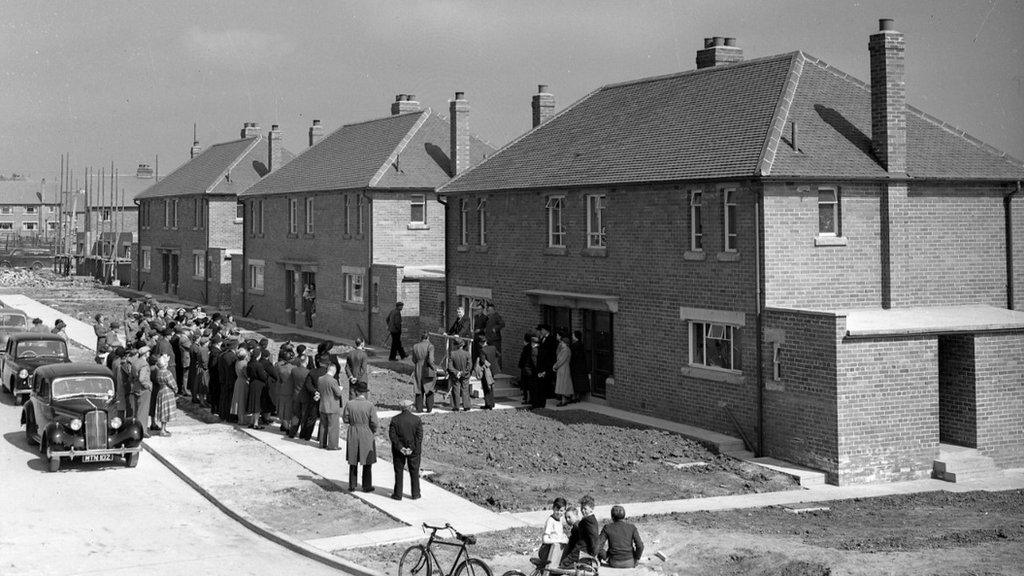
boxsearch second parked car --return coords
[2,333,71,405]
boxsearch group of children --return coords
[539,495,645,570]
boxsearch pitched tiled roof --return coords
[136,136,292,199]
[442,52,1024,194]
[240,110,494,197]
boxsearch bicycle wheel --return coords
[454,558,493,576]
[399,545,432,576]
[500,571,528,576]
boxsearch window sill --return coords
[765,379,786,392]
[716,251,741,262]
[683,250,706,261]
[474,245,489,253]
[582,247,607,257]
[341,301,365,310]
[544,246,567,256]
[371,306,380,314]
[286,233,299,239]
[681,365,745,384]
[304,232,315,238]
[192,275,204,281]
[355,234,365,240]
[234,218,243,225]
[343,234,352,240]
[249,288,265,296]
[456,245,469,253]
[814,235,847,247]
[407,223,430,230]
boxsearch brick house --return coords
[0,177,61,239]
[135,123,293,306]
[237,94,493,345]
[439,21,1024,485]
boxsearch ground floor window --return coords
[248,260,265,291]
[192,251,205,278]
[689,321,741,371]
[344,272,363,303]
[141,247,151,271]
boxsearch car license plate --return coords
[82,454,114,463]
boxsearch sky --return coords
[1,0,1022,182]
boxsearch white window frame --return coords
[772,342,782,381]
[164,200,171,228]
[288,197,298,235]
[546,196,565,247]
[192,250,205,278]
[459,199,468,245]
[171,199,179,229]
[22,222,37,231]
[477,198,487,246]
[305,197,314,234]
[141,246,151,272]
[356,195,364,235]
[723,188,738,252]
[248,259,265,291]
[258,200,265,235]
[689,191,703,251]
[344,271,364,304]
[688,321,741,372]
[235,201,245,222]
[47,221,59,230]
[818,187,840,236]
[586,193,606,248]
[24,206,37,214]
[410,194,426,225]
[344,194,351,235]
[0,207,11,215]
[101,208,112,223]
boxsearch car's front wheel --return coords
[124,452,139,468]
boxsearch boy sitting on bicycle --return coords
[538,497,569,564]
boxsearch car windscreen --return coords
[52,376,115,399]
[16,340,68,358]
[0,314,27,327]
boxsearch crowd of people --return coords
[518,324,590,409]
[539,495,645,569]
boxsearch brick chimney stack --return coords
[241,122,261,139]
[532,84,556,128]
[449,91,470,176]
[869,18,906,173]
[696,37,743,69]
[189,124,202,158]
[391,94,422,115]
[308,119,324,148]
[268,124,283,172]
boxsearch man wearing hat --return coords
[343,380,378,492]
[389,399,423,500]
[29,317,49,333]
[129,342,154,436]
[50,319,68,341]
[446,337,473,411]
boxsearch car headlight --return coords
[110,417,122,430]
[18,369,28,378]
[69,418,82,431]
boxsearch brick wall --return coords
[1013,196,1024,311]
[835,327,938,484]
[207,197,243,252]
[762,308,840,482]
[136,196,208,303]
[420,277,446,332]
[973,332,1024,468]
[938,335,976,447]
[372,192,444,266]
[445,182,761,438]
[764,182,883,309]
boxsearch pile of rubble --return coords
[0,268,58,288]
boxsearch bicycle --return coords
[399,522,493,576]
[501,554,599,576]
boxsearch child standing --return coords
[538,497,569,564]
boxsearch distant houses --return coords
[134,122,293,306]
[236,94,494,344]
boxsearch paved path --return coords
[0,293,96,350]
[0,394,352,576]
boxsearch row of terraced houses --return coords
[134,19,1024,486]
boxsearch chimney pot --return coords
[268,124,283,172]
[391,94,421,115]
[450,92,470,176]
[407,94,416,101]
[271,124,279,131]
[395,94,403,102]
[713,36,725,46]
[696,36,743,69]
[455,91,465,100]
[724,37,737,47]
[879,18,895,31]
[538,84,549,93]
[703,37,714,48]
[308,118,325,147]
[313,119,321,126]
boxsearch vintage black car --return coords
[2,333,70,405]
[0,247,55,270]
[0,306,29,349]
[21,363,143,472]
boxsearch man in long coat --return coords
[342,380,378,492]
[410,333,440,413]
[344,338,369,400]
[316,363,344,450]
[207,336,223,412]
[389,399,423,500]
[386,302,407,361]
[301,354,329,441]
[217,340,238,420]
[446,337,473,411]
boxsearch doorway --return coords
[301,271,317,328]
[542,305,572,337]
[582,309,614,398]
[285,270,297,324]
[161,252,171,294]
[169,253,179,295]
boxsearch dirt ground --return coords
[338,489,1024,576]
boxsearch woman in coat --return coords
[275,351,295,434]
[154,354,178,436]
[229,348,250,420]
[246,348,269,429]
[568,330,589,403]
[342,381,379,492]
[553,331,573,406]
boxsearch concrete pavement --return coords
[0,293,97,349]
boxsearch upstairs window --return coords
[101,208,112,222]
[818,188,840,236]
[257,200,265,235]
[459,199,468,245]
[344,272,364,304]
[723,188,738,252]
[546,196,565,247]
[288,198,298,234]
[477,198,487,246]
[25,206,37,214]
[689,191,703,251]
[356,195,364,235]
[305,197,314,234]
[249,202,257,237]
[236,201,244,221]
[587,194,606,248]
[410,194,426,224]
[690,321,741,371]
[344,194,351,235]
[171,199,179,229]
[163,200,171,228]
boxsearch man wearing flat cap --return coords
[389,399,423,500]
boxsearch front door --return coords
[169,253,179,295]
[542,305,572,337]
[581,309,614,398]
[285,270,296,324]
[161,252,171,294]
[301,271,316,328]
